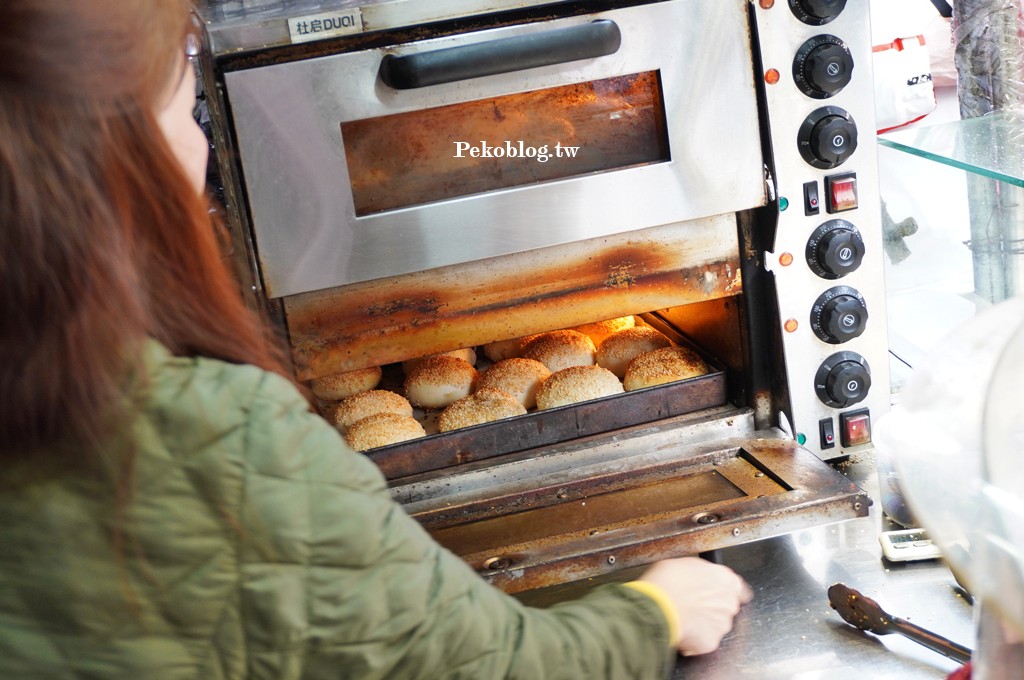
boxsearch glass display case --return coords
[877,105,1024,393]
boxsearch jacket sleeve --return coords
[234,370,675,680]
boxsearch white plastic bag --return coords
[870,0,940,131]
[873,34,937,132]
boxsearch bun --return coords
[330,389,413,431]
[476,358,551,409]
[345,412,425,451]
[402,347,477,374]
[482,335,539,362]
[438,388,527,432]
[404,355,478,409]
[623,346,709,391]
[310,366,382,401]
[597,326,672,378]
[521,330,596,373]
[536,365,624,409]
[570,316,635,347]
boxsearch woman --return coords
[0,1,751,677]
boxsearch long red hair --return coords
[0,0,294,457]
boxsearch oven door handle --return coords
[379,20,621,90]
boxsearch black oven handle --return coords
[379,20,621,90]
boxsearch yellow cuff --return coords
[622,581,680,646]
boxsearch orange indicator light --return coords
[779,252,794,267]
[759,0,775,8]
[784,318,799,333]
[765,68,780,85]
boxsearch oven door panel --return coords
[224,0,765,298]
[392,410,870,593]
[283,214,742,379]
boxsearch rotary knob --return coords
[794,35,854,99]
[806,219,865,279]
[789,0,848,25]
[798,106,858,169]
[815,351,871,408]
[810,285,868,344]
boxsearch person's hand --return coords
[638,556,753,656]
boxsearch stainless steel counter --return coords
[672,455,975,680]
[518,452,975,678]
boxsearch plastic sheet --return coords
[953,0,1024,118]
[882,297,1024,678]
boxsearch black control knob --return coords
[794,35,854,99]
[815,351,871,408]
[798,106,858,169]
[806,219,865,279]
[810,285,868,344]
[789,0,848,25]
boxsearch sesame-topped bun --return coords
[404,355,478,409]
[330,389,414,431]
[438,388,527,432]
[623,346,709,391]
[476,358,552,409]
[402,347,477,375]
[309,365,382,401]
[345,412,425,452]
[597,326,673,378]
[536,365,624,410]
[570,316,635,348]
[521,330,596,373]
[482,335,539,362]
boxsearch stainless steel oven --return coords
[195,0,889,592]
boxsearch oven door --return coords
[223,0,766,298]
[392,408,870,593]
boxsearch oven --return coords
[195,0,889,593]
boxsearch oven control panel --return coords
[753,0,889,459]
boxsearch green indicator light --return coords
[779,197,790,212]
[796,433,807,445]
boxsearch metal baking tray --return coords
[358,331,726,480]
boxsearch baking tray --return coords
[361,334,727,480]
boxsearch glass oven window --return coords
[341,70,670,216]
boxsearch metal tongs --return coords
[828,583,972,664]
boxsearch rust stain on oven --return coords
[366,297,441,318]
[283,221,742,380]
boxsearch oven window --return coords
[341,70,670,216]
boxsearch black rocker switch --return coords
[804,180,821,215]
[819,416,836,449]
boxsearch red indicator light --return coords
[832,180,857,210]
[826,174,859,213]
[841,411,872,447]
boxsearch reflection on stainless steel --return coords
[670,459,975,679]
[828,583,972,664]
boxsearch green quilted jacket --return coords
[0,342,673,679]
